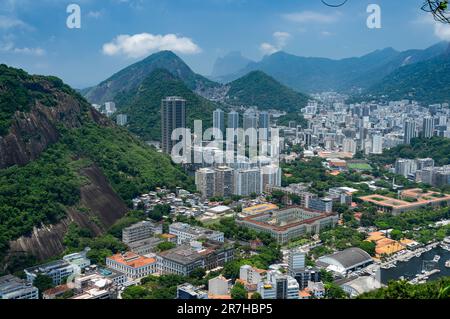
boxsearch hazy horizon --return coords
[1,0,449,88]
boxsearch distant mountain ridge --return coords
[211,51,253,81]
[361,50,450,104]
[219,42,450,94]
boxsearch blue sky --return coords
[0,0,449,88]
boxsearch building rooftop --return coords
[161,233,177,239]
[207,206,232,214]
[0,275,36,296]
[319,247,373,270]
[158,245,204,265]
[123,220,157,231]
[170,222,223,238]
[43,284,70,297]
[107,252,156,268]
[242,203,279,215]
[360,189,450,210]
[127,237,162,249]
[240,206,336,232]
[341,276,383,296]
[25,259,72,275]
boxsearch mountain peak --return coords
[142,50,180,61]
[211,51,253,78]
[237,70,275,81]
[84,50,218,104]
[227,69,309,112]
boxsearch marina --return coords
[380,246,450,285]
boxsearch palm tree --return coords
[438,284,450,299]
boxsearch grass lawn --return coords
[348,163,373,171]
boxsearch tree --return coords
[149,210,163,221]
[33,274,54,297]
[122,286,149,299]
[157,241,176,252]
[320,269,334,284]
[390,229,403,241]
[289,194,301,205]
[325,283,348,299]
[251,292,262,299]
[222,260,244,280]
[231,282,248,299]
[358,240,376,257]
[271,190,285,203]
[189,267,206,280]
[149,204,171,222]
[422,1,450,24]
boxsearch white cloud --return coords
[87,11,103,19]
[283,11,340,24]
[13,47,45,56]
[102,33,202,58]
[0,16,27,29]
[415,15,450,41]
[321,31,333,36]
[434,22,450,41]
[260,31,291,56]
[260,42,278,55]
[0,40,45,56]
[273,31,291,48]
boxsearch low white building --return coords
[0,275,39,300]
[341,276,383,298]
[169,222,224,245]
[239,265,263,285]
[208,276,230,296]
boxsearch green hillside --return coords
[115,68,217,141]
[362,53,450,104]
[226,71,309,112]
[0,65,193,259]
[0,64,81,136]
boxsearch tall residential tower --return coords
[161,97,186,154]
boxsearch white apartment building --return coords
[25,260,76,286]
[122,220,161,245]
[0,275,39,299]
[195,168,216,199]
[261,165,282,191]
[257,270,299,299]
[208,276,230,296]
[288,248,306,272]
[239,265,263,285]
[343,138,357,154]
[234,168,262,196]
[371,135,383,154]
[169,222,224,245]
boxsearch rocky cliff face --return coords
[0,92,107,169]
[7,165,128,261]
